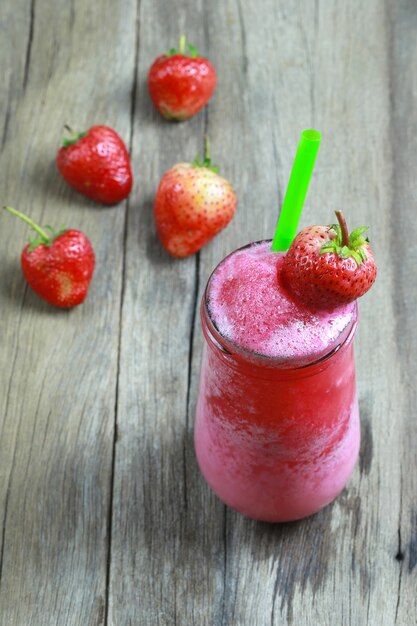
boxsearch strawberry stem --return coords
[167,36,198,58]
[64,124,77,138]
[335,210,349,247]
[3,206,51,243]
[204,135,210,162]
[192,136,219,173]
[62,125,87,147]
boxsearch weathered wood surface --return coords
[0,0,416,624]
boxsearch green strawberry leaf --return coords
[167,37,199,58]
[193,153,219,173]
[321,212,371,266]
[192,136,219,174]
[44,224,67,238]
[358,246,368,261]
[187,43,198,58]
[27,225,67,251]
[63,130,87,148]
[350,236,366,248]
[350,250,362,265]
[320,244,336,254]
[44,225,57,236]
[28,235,50,252]
[349,226,368,244]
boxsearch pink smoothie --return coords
[207,241,356,366]
[195,241,360,522]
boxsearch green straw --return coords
[271,129,321,251]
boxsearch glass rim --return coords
[202,240,358,374]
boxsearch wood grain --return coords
[107,2,227,624]
[0,0,416,624]
[189,2,397,625]
[388,1,417,623]
[0,0,136,624]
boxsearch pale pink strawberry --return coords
[154,141,236,258]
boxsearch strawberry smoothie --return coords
[195,241,360,522]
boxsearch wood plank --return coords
[388,1,417,623]
[194,1,408,624]
[0,0,136,624]
[202,2,401,625]
[107,2,228,624]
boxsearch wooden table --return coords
[0,1,415,624]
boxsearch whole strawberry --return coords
[56,125,133,204]
[282,210,376,308]
[148,36,217,121]
[4,206,95,308]
[154,139,236,257]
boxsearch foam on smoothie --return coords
[206,241,357,366]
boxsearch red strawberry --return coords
[4,206,95,308]
[282,210,376,308]
[147,36,217,121]
[56,125,133,204]
[154,139,236,257]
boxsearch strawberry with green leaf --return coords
[56,125,133,204]
[282,210,376,308]
[154,138,236,257]
[147,35,217,121]
[4,206,95,308]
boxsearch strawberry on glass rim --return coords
[282,210,376,308]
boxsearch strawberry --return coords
[154,138,236,257]
[4,206,95,308]
[147,35,217,121]
[56,125,133,204]
[282,210,376,308]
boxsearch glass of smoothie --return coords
[195,241,359,522]
[194,130,376,522]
